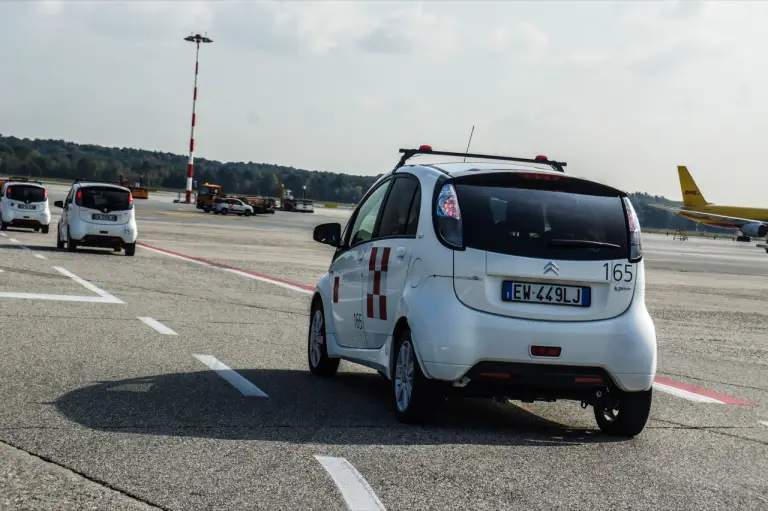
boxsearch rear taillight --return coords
[435,183,463,248]
[622,196,642,262]
[128,193,134,209]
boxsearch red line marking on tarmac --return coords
[137,242,315,293]
[654,376,756,406]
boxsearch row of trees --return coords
[0,133,731,233]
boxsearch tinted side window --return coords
[348,181,390,247]
[405,186,421,236]
[376,176,420,238]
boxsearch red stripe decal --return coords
[190,139,195,152]
[136,243,315,291]
[195,62,199,75]
[366,294,374,318]
[379,295,387,320]
[191,113,196,127]
[369,247,378,271]
[373,271,381,295]
[654,376,756,406]
[332,277,339,303]
[380,247,390,272]
[194,87,198,100]
[186,163,194,177]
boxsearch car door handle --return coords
[396,247,407,259]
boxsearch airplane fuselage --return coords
[678,205,768,228]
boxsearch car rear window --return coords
[453,173,629,261]
[79,187,132,211]
[6,185,46,203]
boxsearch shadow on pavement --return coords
[54,369,623,446]
[0,244,122,255]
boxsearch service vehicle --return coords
[280,186,314,213]
[213,198,254,216]
[0,177,51,233]
[54,180,138,256]
[307,145,656,437]
[196,183,273,214]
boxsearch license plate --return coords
[92,214,117,221]
[501,281,591,307]
[18,204,35,210]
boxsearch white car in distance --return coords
[0,178,51,233]
[54,180,138,256]
[213,198,254,216]
[307,145,657,438]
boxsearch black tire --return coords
[221,209,228,215]
[244,210,252,217]
[392,328,444,424]
[67,231,78,252]
[124,243,136,257]
[0,222,6,231]
[56,228,64,249]
[41,225,49,234]
[594,388,653,438]
[307,299,339,377]
[34,227,40,232]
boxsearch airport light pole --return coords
[183,32,213,203]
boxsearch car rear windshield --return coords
[453,173,629,261]
[79,187,132,211]
[6,185,46,203]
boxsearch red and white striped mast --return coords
[183,32,213,203]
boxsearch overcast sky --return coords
[2,0,767,204]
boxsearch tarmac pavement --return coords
[0,190,766,510]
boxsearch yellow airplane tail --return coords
[677,165,709,207]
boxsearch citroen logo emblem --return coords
[543,261,559,275]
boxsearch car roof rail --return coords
[6,177,44,186]
[73,179,130,187]
[393,145,567,173]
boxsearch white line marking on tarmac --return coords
[314,456,387,511]
[138,317,178,335]
[192,354,268,397]
[53,266,124,303]
[0,233,7,237]
[759,421,768,427]
[652,381,723,403]
[34,254,47,259]
[9,238,19,243]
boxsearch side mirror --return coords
[313,222,342,247]
[54,200,64,208]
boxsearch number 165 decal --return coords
[603,263,634,282]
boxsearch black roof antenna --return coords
[463,126,475,163]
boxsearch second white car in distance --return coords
[0,179,51,233]
[307,145,657,438]
[54,180,138,256]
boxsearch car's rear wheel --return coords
[67,231,77,252]
[594,388,652,438]
[221,209,228,215]
[244,210,252,217]
[41,225,49,234]
[56,228,64,249]
[308,300,339,377]
[0,222,6,231]
[124,243,136,257]
[392,328,444,424]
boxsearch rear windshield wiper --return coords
[546,239,621,249]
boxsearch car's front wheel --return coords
[56,227,64,249]
[67,231,78,252]
[594,388,652,438]
[392,328,444,424]
[307,299,339,377]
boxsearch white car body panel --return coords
[312,160,657,394]
[58,182,138,245]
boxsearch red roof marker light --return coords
[419,145,433,151]
[535,155,548,161]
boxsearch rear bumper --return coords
[70,222,136,244]
[4,210,50,226]
[407,276,657,393]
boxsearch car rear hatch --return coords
[6,185,47,211]
[435,170,642,322]
[77,187,133,225]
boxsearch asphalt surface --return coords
[0,187,766,510]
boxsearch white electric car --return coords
[307,145,656,437]
[0,178,51,233]
[54,180,138,256]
